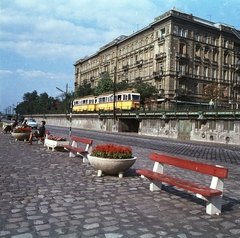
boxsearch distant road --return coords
[47,125,240,165]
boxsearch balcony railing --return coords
[135,60,143,67]
[135,77,142,82]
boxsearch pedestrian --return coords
[28,120,46,145]
[209,99,214,109]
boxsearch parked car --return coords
[25,118,38,129]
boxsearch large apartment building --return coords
[74,8,240,105]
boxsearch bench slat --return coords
[150,153,228,178]
[71,136,93,145]
[136,169,223,197]
[64,145,87,154]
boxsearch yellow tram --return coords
[72,90,140,112]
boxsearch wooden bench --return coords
[37,130,51,145]
[64,136,93,163]
[136,153,228,215]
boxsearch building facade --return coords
[74,8,240,106]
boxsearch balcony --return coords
[233,83,240,88]
[135,77,142,82]
[194,56,201,62]
[176,53,189,59]
[90,76,95,82]
[235,63,240,72]
[155,53,165,60]
[135,60,143,67]
[122,65,129,71]
[153,71,163,79]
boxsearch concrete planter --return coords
[45,138,69,151]
[88,155,137,178]
[11,132,30,141]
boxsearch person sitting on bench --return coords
[28,120,46,145]
[3,118,18,133]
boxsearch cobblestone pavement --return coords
[0,128,240,238]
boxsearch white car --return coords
[25,118,38,129]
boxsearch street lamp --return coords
[113,67,117,122]
[56,84,72,137]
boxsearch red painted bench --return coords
[136,153,228,215]
[37,130,51,145]
[64,136,93,163]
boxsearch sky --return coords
[0,0,240,113]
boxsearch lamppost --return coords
[113,66,117,122]
[56,84,72,137]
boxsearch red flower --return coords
[91,143,132,159]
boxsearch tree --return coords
[132,82,157,105]
[74,83,93,98]
[204,83,223,102]
[94,72,113,95]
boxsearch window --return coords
[224,53,228,64]
[223,71,227,81]
[194,83,198,94]
[224,40,228,48]
[195,34,199,41]
[178,28,186,37]
[213,51,218,62]
[179,65,184,75]
[203,36,208,43]
[204,67,208,78]
[179,43,186,55]
[194,65,199,75]
[212,69,216,79]
[159,28,165,40]
[212,38,217,46]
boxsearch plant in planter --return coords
[11,127,31,141]
[88,143,137,178]
[45,135,69,151]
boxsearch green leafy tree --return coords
[132,82,157,105]
[74,83,93,98]
[115,81,130,92]
[94,72,113,95]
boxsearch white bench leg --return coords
[150,179,162,191]
[206,195,222,215]
[69,151,75,157]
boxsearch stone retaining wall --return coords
[30,114,240,145]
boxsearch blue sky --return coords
[1,0,240,113]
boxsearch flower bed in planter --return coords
[88,144,137,178]
[11,127,31,141]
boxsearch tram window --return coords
[74,101,78,105]
[132,94,140,100]
[123,95,127,100]
[118,95,122,100]
[128,94,131,100]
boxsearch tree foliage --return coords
[74,83,93,98]
[204,83,223,101]
[132,82,157,105]
[94,72,113,95]
[16,91,61,115]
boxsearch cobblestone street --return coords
[0,128,240,238]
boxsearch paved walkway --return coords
[0,130,240,238]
